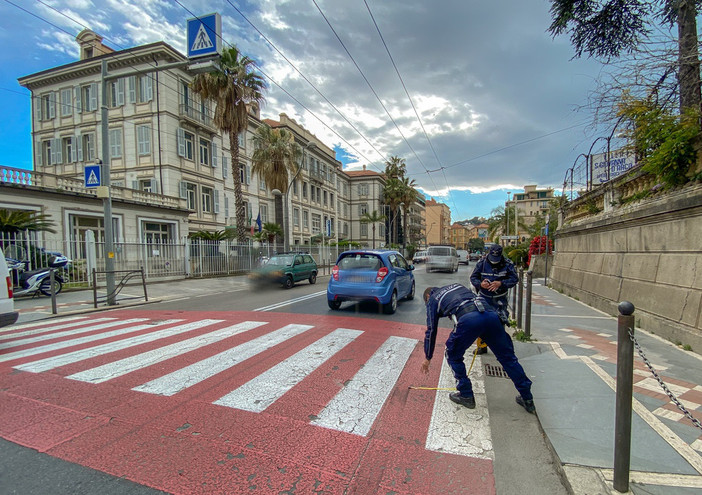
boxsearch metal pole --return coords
[517,267,524,329]
[92,268,98,308]
[525,271,533,337]
[613,301,635,493]
[141,266,148,302]
[101,60,116,305]
[50,269,57,315]
[544,214,550,286]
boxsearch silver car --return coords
[426,245,459,273]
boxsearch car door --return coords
[388,253,410,297]
[293,255,306,281]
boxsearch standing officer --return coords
[470,244,519,354]
[420,284,535,413]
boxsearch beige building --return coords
[507,185,555,241]
[424,198,451,246]
[450,223,471,250]
[15,29,421,250]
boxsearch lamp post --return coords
[506,192,511,246]
[273,141,317,252]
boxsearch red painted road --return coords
[0,310,494,494]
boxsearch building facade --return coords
[506,184,555,242]
[424,198,451,246]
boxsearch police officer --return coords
[470,245,519,354]
[420,283,535,413]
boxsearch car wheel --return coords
[406,281,415,300]
[328,300,341,310]
[39,278,62,296]
[283,276,294,289]
[383,291,397,314]
[309,272,317,285]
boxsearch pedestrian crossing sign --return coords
[187,13,222,59]
[84,164,101,188]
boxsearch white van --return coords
[456,250,469,264]
[426,245,459,273]
[0,250,19,328]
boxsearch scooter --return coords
[7,255,70,297]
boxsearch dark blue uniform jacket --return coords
[469,257,518,301]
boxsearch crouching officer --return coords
[420,283,535,413]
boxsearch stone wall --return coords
[550,179,702,353]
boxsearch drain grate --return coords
[484,363,510,379]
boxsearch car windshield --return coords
[338,254,383,271]
[267,255,294,266]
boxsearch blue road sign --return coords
[84,165,101,188]
[187,13,222,59]
[326,219,332,237]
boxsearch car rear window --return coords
[338,254,383,271]
[429,247,452,256]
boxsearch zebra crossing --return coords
[0,312,491,458]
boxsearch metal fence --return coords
[1,231,342,289]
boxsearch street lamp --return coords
[274,141,317,252]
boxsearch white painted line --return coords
[597,333,611,337]
[425,351,494,459]
[13,319,219,372]
[215,328,362,412]
[548,342,578,360]
[636,377,689,396]
[532,315,611,319]
[0,318,130,348]
[576,343,594,349]
[692,439,702,452]
[253,291,326,312]
[579,356,702,475]
[67,321,267,383]
[0,319,167,363]
[653,407,684,421]
[0,316,88,334]
[133,323,314,396]
[311,336,416,436]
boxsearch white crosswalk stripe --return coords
[133,323,314,396]
[311,335,416,436]
[0,318,132,348]
[215,327,363,412]
[67,321,267,383]
[0,319,173,363]
[0,318,113,341]
[0,316,88,334]
[13,319,217,372]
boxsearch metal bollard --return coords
[524,271,533,337]
[613,301,635,493]
[517,267,524,329]
[50,268,57,315]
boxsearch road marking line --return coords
[67,321,267,383]
[311,335,416,436]
[133,323,314,396]
[215,328,362,412]
[254,291,326,311]
[425,350,494,460]
[0,316,88,333]
[0,318,128,348]
[0,319,160,363]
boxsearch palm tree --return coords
[261,222,283,253]
[191,46,266,243]
[250,125,301,248]
[398,177,419,248]
[360,210,387,248]
[0,209,56,234]
[383,178,404,245]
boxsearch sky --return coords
[0,0,612,220]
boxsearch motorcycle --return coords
[7,255,70,297]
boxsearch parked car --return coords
[327,249,415,314]
[426,245,459,273]
[248,253,318,289]
[413,250,428,264]
[457,249,470,264]
[0,251,19,328]
[469,252,482,262]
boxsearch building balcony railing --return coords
[179,103,215,129]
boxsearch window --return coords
[359,203,368,216]
[237,133,245,148]
[41,139,54,166]
[293,208,300,227]
[330,193,334,208]
[81,83,98,112]
[128,75,153,103]
[359,184,369,196]
[303,210,309,229]
[143,222,173,244]
[177,129,194,160]
[62,137,76,163]
[82,133,95,162]
[312,214,321,234]
[40,93,56,121]
[201,186,213,213]
[180,182,197,210]
[109,78,125,107]
[260,204,268,223]
[60,88,72,117]
[323,190,328,206]
[199,138,210,166]
[292,179,298,196]
[137,125,151,155]
[361,223,368,236]
[302,182,308,199]
[109,128,122,158]
[138,179,157,193]
[239,163,249,185]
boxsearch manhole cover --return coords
[484,363,510,378]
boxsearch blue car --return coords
[327,250,415,314]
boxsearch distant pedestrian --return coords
[470,245,519,355]
[420,283,535,413]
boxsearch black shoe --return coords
[449,392,476,409]
[476,346,488,355]
[516,396,536,414]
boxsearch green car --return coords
[249,253,318,289]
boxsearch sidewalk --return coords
[9,277,702,494]
[521,280,702,494]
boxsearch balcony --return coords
[179,104,215,130]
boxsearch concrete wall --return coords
[550,181,702,353]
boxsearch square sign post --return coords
[84,164,101,188]
[187,13,222,60]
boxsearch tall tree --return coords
[0,209,56,234]
[398,177,419,248]
[383,178,404,245]
[548,0,701,114]
[359,210,387,249]
[191,46,267,243]
[250,125,302,248]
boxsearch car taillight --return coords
[5,276,12,299]
[376,267,389,283]
[332,265,339,281]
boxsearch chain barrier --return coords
[628,327,702,430]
